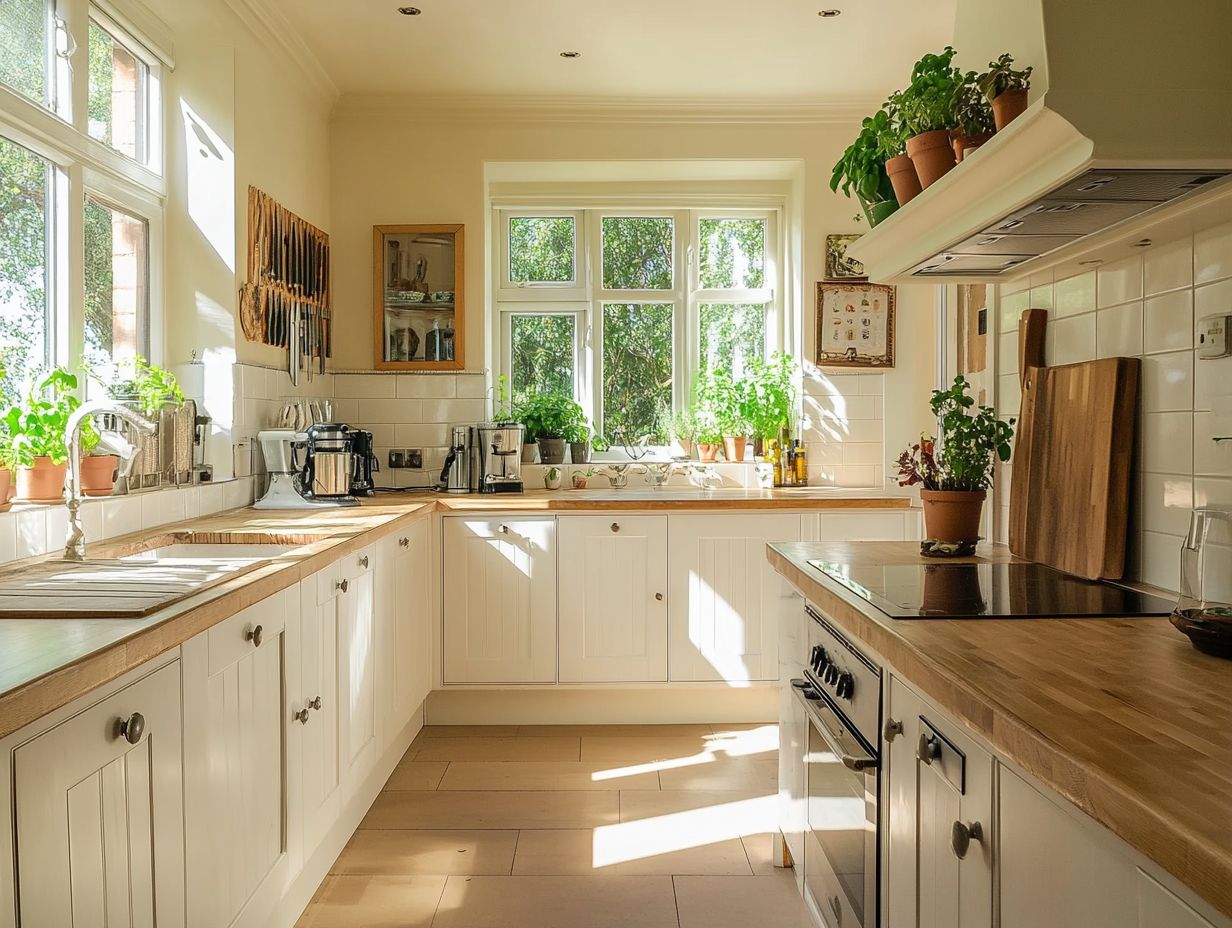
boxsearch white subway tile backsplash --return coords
[1194,476,1232,510]
[1095,302,1144,358]
[1052,272,1096,318]
[999,332,1019,374]
[999,288,1030,332]
[103,496,142,539]
[1193,354,1232,413]
[397,375,456,399]
[0,514,15,563]
[1194,413,1232,476]
[1195,220,1232,285]
[1141,351,1193,413]
[1143,238,1194,296]
[858,374,885,396]
[1140,412,1193,475]
[421,398,487,424]
[456,374,489,398]
[1048,313,1097,365]
[1140,473,1194,536]
[358,398,425,423]
[15,509,45,559]
[998,373,1021,418]
[1143,289,1194,355]
[395,423,452,447]
[1139,531,1183,592]
[334,374,396,399]
[1028,284,1054,311]
[1097,256,1144,308]
[840,442,885,467]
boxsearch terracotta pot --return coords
[697,443,721,464]
[885,154,923,206]
[669,438,693,460]
[722,436,748,463]
[80,454,119,497]
[990,89,1028,131]
[950,131,992,163]
[906,130,957,188]
[920,489,986,544]
[17,457,68,502]
[0,468,11,513]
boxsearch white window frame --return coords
[495,204,783,458]
[0,0,167,396]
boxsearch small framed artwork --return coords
[824,233,866,280]
[815,281,896,368]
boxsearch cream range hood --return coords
[846,0,1232,285]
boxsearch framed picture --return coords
[815,281,896,368]
[373,224,465,371]
[825,233,866,280]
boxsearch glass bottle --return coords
[793,439,808,486]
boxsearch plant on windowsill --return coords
[564,413,599,465]
[108,356,186,417]
[977,53,1033,131]
[698,369,754,464]
[2,368,94,503]
[898,46,964,189]
[100,357,185,493]
[659,406,700,461]
[514,391,586,465]
[745,353,798,457]
[896,374,1015,551]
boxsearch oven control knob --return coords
[837,671,855,700]
[825,664,839,686]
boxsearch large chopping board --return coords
[1009,315,1139,580]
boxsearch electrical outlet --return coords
[388,448,423,469]
[1198,313,1231,359]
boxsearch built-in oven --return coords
[794,606,881,928]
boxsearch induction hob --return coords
[805,559,1176,619]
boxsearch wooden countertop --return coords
[423,487,914,511]
[767,541,1232,919]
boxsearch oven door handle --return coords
[797,686,878,773]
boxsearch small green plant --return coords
[514,392,586,441]
[955,71,996,137]
[658,405,701,445]
[977,53,1033,101]
[696,369,754,439]
[745,353,798,441]
[491,374,514,422]
[830,118,897,209]
[2,368,92,467]
[895,375,1014,492]
[111,357,185,417]
[897,46,964,136]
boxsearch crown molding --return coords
[331,94,877,126]
[217,0,338,104]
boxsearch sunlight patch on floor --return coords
[591,795,776,866]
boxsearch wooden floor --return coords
[297,723,810,928]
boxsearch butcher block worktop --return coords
[0,488,909,742]
[768,540,1232,919]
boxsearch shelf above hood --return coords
[846,0,1232,285]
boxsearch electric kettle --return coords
[1171,506,1232,658]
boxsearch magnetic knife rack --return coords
[241,186,332,380]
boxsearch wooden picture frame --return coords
[814,281,896,368]
[824,233,866,280]
[373,224,465,371]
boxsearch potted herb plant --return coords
[3,368,86,502]
[699,370,753,464]
[661,406,699,460]
[746,353,797,457]
[830,118,899,228]
[896,375,1015,548]
[977,53,1033,131]
[952,70,996,162]
[515,392,584,465]
[566,410,597,464]
[694,404,722,464]
[898,46,964,188]
[871,97,922,207]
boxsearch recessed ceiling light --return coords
[817,9,842,17]
[397,6,421,15]
[559,50,581,58]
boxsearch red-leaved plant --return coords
[896,437,942,490]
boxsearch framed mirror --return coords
[373,224,464,370]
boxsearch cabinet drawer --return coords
[340,544,377,581]
[314,560,342,605]
[207,594,288,676]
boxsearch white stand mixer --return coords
[254,429,354,509]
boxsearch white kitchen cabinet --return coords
[293,570,341,860]
[884,675,993,928]
[183,588,294,928]
[558,515,668,683]
[337,545,381,796]
[13,660,185,928]
[1139,871,1220,928]
[380,521,431,731]
[443,517,557,684]
[668,513,800,682]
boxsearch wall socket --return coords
[388,448,423,469]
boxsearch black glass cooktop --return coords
[805,560,1176,619]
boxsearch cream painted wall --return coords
[328,108,937,481]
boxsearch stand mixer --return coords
[254,429,358,509]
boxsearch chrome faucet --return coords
[63,400,157,561]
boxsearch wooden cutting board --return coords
[1009,317,1140,580]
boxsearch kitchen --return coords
[0,0,1229,926]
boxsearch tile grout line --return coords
[671,874,683,928]
[509,828,521,876]
[427,872,450,928]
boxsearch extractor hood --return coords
[845,0,1232,284]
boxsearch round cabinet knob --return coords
[118,711,145,745]
[951,820,984,859]
[610,522,621,533]
[654,593,664,602]
[883,718,904,742]
[293,708,310,725]
[359,555,369,569]
[245,624,264,648]
[310,696,323,711]
[918,732,942,765]
[399,537,410,548]
[337,579,349,594]
[498,524,509,535]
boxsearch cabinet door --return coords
[338,545,381,796]
[885,676,993,928]
[382,521,431,732]
[14,661,185,928]
[668,513,800,682]
[558,515,668,683]
[183,590,291,928]
[295,574,341,858]
[443,517,557,684]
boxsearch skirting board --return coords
[425,687,777,725]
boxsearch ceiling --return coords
[270,0,957,103]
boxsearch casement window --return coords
[0,1,165,400]
[495,206,781,451]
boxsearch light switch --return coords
[1197,313,1231,359]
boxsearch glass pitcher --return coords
[1171,506,1232,658]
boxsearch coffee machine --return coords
[349,429,378,497]
[254,429,357,509]
[301,423,359,504]
[474,422,525,494]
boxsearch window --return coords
[83,194,148,371]
[0,134,52,401]
[496,206,780,451]
[87,18,150,163]
[0,0,51,107]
